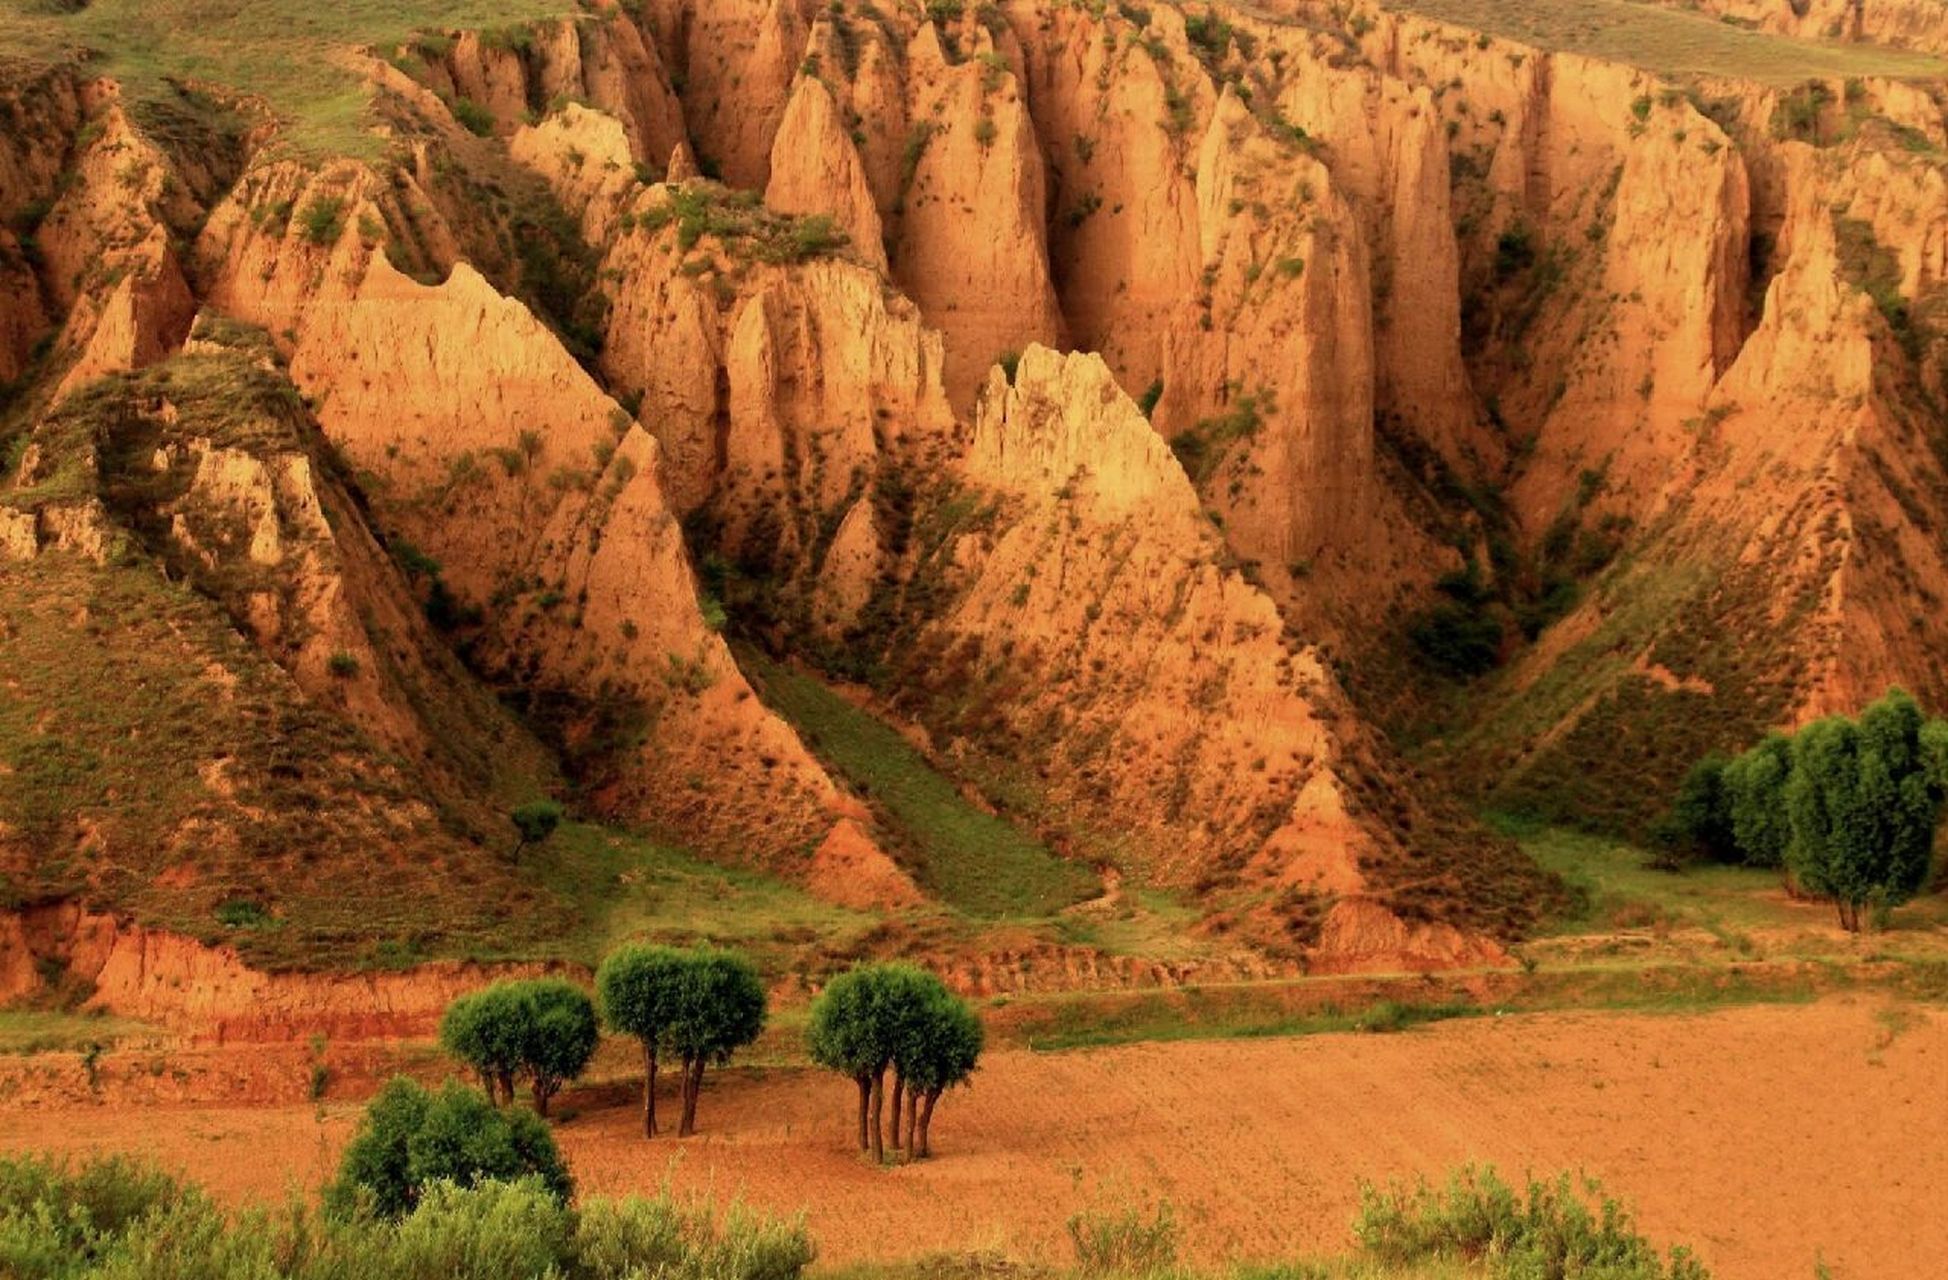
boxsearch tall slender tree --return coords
[596,945,688,1138]
[663,948,767,1137]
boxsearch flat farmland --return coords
[4,997,1944,1279]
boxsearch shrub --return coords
[1354,1166,1710,1279]
[326,651,360,678]
[325,1078,571,1220]
[0,1153,191,1278]
[449,95,495,137]
[0,1156,815,1280]
[1068,1199,1179,1279]
[297,196,345,246]
[214,898,272,929]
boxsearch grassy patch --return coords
[0,0,577,158]
[516,821,877,972]
[0,1010,157,1055]
[743,652,1099,919]
[1386,0,1948,84]
[1513,822,1948,938]
[1006,989,1483,1053]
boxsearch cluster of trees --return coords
[439,978,598,1116]
[807,963,983,1162]
[435,955,984,1165]
[596,945,766,1138]
[1666,688,1948,929]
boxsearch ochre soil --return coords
[3,998,1942,1279]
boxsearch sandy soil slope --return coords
[3,998,1943,1279]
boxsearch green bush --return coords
[325,1078,571,1220]
[449,95,495,137]
[0,1155,815,1280]
[1354,1165,1710,1279]
[296,197,345,246]
[0,1153,191,1279]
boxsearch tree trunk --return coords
[890,1073,906,1150]
[679,1056,705,1136]
[868,1067,886,1163]
[533,1075,552,1118]
[905,1088,920,1158]
[497,1069,515,1107]
[643,1040,659,1139]
[917,1089,940,1158]
[854,1075,871,1151]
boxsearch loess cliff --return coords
[7,0,1948,990]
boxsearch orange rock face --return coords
[20,0,1948,991]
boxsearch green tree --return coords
[596,944,687,1138]
[511,800,565,856]
[516,979,600,1117]
[1661,752,1736,862]
[325,1077,570,1220]
[898,991,984,1158]
[439,980,598,1116]
[439,985,526,1105]
[808,963,974,1163]
[1785,690,1948,930]
[1723,732,1794,870]
[663,948,767,1137]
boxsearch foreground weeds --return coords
[0,1154,812,1280]
[1,1152,1724,1280]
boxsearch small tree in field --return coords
[325,1077,571,1220]
[1723,732,1794,870]
[663,948,767,1137]
[517,979,600,1116]
[511,800,565,857]
[597,944,687,1138]
[439,984,526,1105]
[439,980,598,1116]
[806,965,891,1160]
[898,991,983,1158]
[1785,689,1948,930]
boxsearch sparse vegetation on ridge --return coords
[0,0,580,158]
[1384,0,1948,84]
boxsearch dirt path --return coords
[4,997,1942,1279]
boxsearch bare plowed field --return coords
[4,998,1943,1278]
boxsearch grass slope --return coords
[518,821,877,973]
[1386,0,1948,83]
[0,0,576,157]
[742,651,1099,919]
